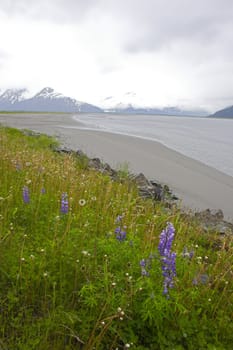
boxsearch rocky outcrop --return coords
[54,147,177,204]
[194,209,233,235]
[53,146,233,235]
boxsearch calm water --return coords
[72,114,233,177]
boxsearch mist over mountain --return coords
[100,92,209,116]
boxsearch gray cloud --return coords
[0,0,98,21]
[1,0,233,110]
[111,0,233,53]
[1,0,233,53]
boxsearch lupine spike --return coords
[60,192,69,214]
[158,222,176,296]
[22,186,30,204]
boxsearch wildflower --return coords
[60,192,69,214]
[158,222,175,256]
[182,247,194,259]
[200,274,209,285]
[79,199,86,206]
[158,222,176,296]
[91,196,97,201]
[41,187,46,194]
[114,215,127,241]
[82,250,89,256]
[141,268,149,277]
[116,215,123,223]
[115,227,126,241]
[140,259,146,267]
[22,186,30,203]
[139,259,150,276]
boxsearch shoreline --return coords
[0,112,233,222]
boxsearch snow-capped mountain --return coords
[0,88,30,109]
[0,87,102,113]
[100,92,208,116]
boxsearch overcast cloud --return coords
[0,0,233,111]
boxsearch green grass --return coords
[0,126,233,349]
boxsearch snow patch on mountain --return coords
[0,88,30,104]
[0,87,102,113]
[99,91,152,110]
[35,87,66,100]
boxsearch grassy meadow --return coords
[0,126,233,349]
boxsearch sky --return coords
[0,0,233,112]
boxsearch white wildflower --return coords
[79,199,86,206]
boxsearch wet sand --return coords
[1,113,233,222]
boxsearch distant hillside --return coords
[210,105,233,118]
[0,87,102,113]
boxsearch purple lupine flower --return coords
[140,259,146,267]
[141,268,150,277]
[22,186,30,203]
[182,247,194,259]
[116,215,123,223]
[158,222,176,296]
[114,216,126,241]
[139,258,151,277]
[189,250,194,259]
[60,192,69,214]
[115,229,126,241]
[192,278,198,286]
[158,222,175,257]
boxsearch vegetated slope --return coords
[0,126,233,349]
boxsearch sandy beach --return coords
[1,113,233,222]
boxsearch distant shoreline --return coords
[0,112,233,222]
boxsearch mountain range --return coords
[0,87,102,113]
[99,92,209,116]
[1,87,229,117]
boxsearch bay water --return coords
[72,113,233,178]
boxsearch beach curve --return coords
[0,112,233,222]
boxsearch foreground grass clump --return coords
[0,126,233,350]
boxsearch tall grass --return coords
[0,126,233,349]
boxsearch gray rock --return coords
[194,209,233,235]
